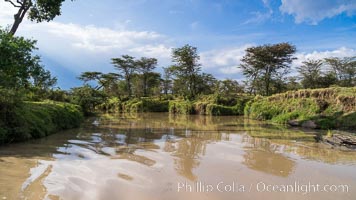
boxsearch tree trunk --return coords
[9,1,30,35]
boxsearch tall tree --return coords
[162,67,173,96]
[4,0,73,35]
[240,43,296,96]
[170,44,201,99]
[111,55,137,97]
[297,59,323,89]
[137,57,158,97]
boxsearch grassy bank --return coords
[0,101,83,144]
[245,87,356,129]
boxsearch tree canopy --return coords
[0,29,56,90]
[4,0,73,34]
[240,43,296,96]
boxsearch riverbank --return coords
[0,101,83,144]
[244,87,356,130]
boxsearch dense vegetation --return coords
[0,28,83,144]
[245,87,356,130]
[0,99,82,144]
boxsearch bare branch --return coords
[4,0,21,8]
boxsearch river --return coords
[0,113,355,200]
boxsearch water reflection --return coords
[242,136,296,177]
[0,113,355,200]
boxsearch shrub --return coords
[0,101,83,144]
[169,100,194,114]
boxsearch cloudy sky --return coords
[1,0,355,89]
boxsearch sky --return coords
[0,0,356,89]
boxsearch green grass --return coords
[245,87,356,130]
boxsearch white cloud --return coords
[200,44,253,75]
[129,44,172,59]
[0,1,172,72]
[280,0,356,25]
[0,2,17,26]
[243,0,273,25]
[23,22,164,52]
[201,46,356,79]
[293,47,356,67]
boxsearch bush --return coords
[169,100,194,114]
[0,101,83,144]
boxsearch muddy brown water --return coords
[1,113,356,200]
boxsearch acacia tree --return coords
[78,71,121,92]
[169,44,201,99]
[111,55,137,97]
[137,57,158,97]
[239,43,296,96]
[297,59,323,89]
[4,0,73,35]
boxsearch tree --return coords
[4,0,73,35]
[297,59,323,89]
[325,57,356,87]
[111,55,137,97]
[195,73,217,95]
[162,67,173,96]
[240,43,296,96]
[137,57,158,96]
[217,79,244,97]
[285,76,301,91]
[78,71,121,91]
[70,85,106,115]
[0,28,56,90]
[170,44,201,99]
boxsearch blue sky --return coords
[1,0,356,89]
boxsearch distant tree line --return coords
[1,24,355,114]
[74,42,355,110]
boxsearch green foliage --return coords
[240,43,296,96]
[205,104,240,116]
[245,87,356,130]
[120,98,169,113]
[169,44,202,99]
[70,85,107,115]
[325,57,356,87]
[6,0,73,34]
[0,100,83,144]
[169,100,194,115]
[0,29,56,90]
[99,97,121,113]
[111,55,138,97]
